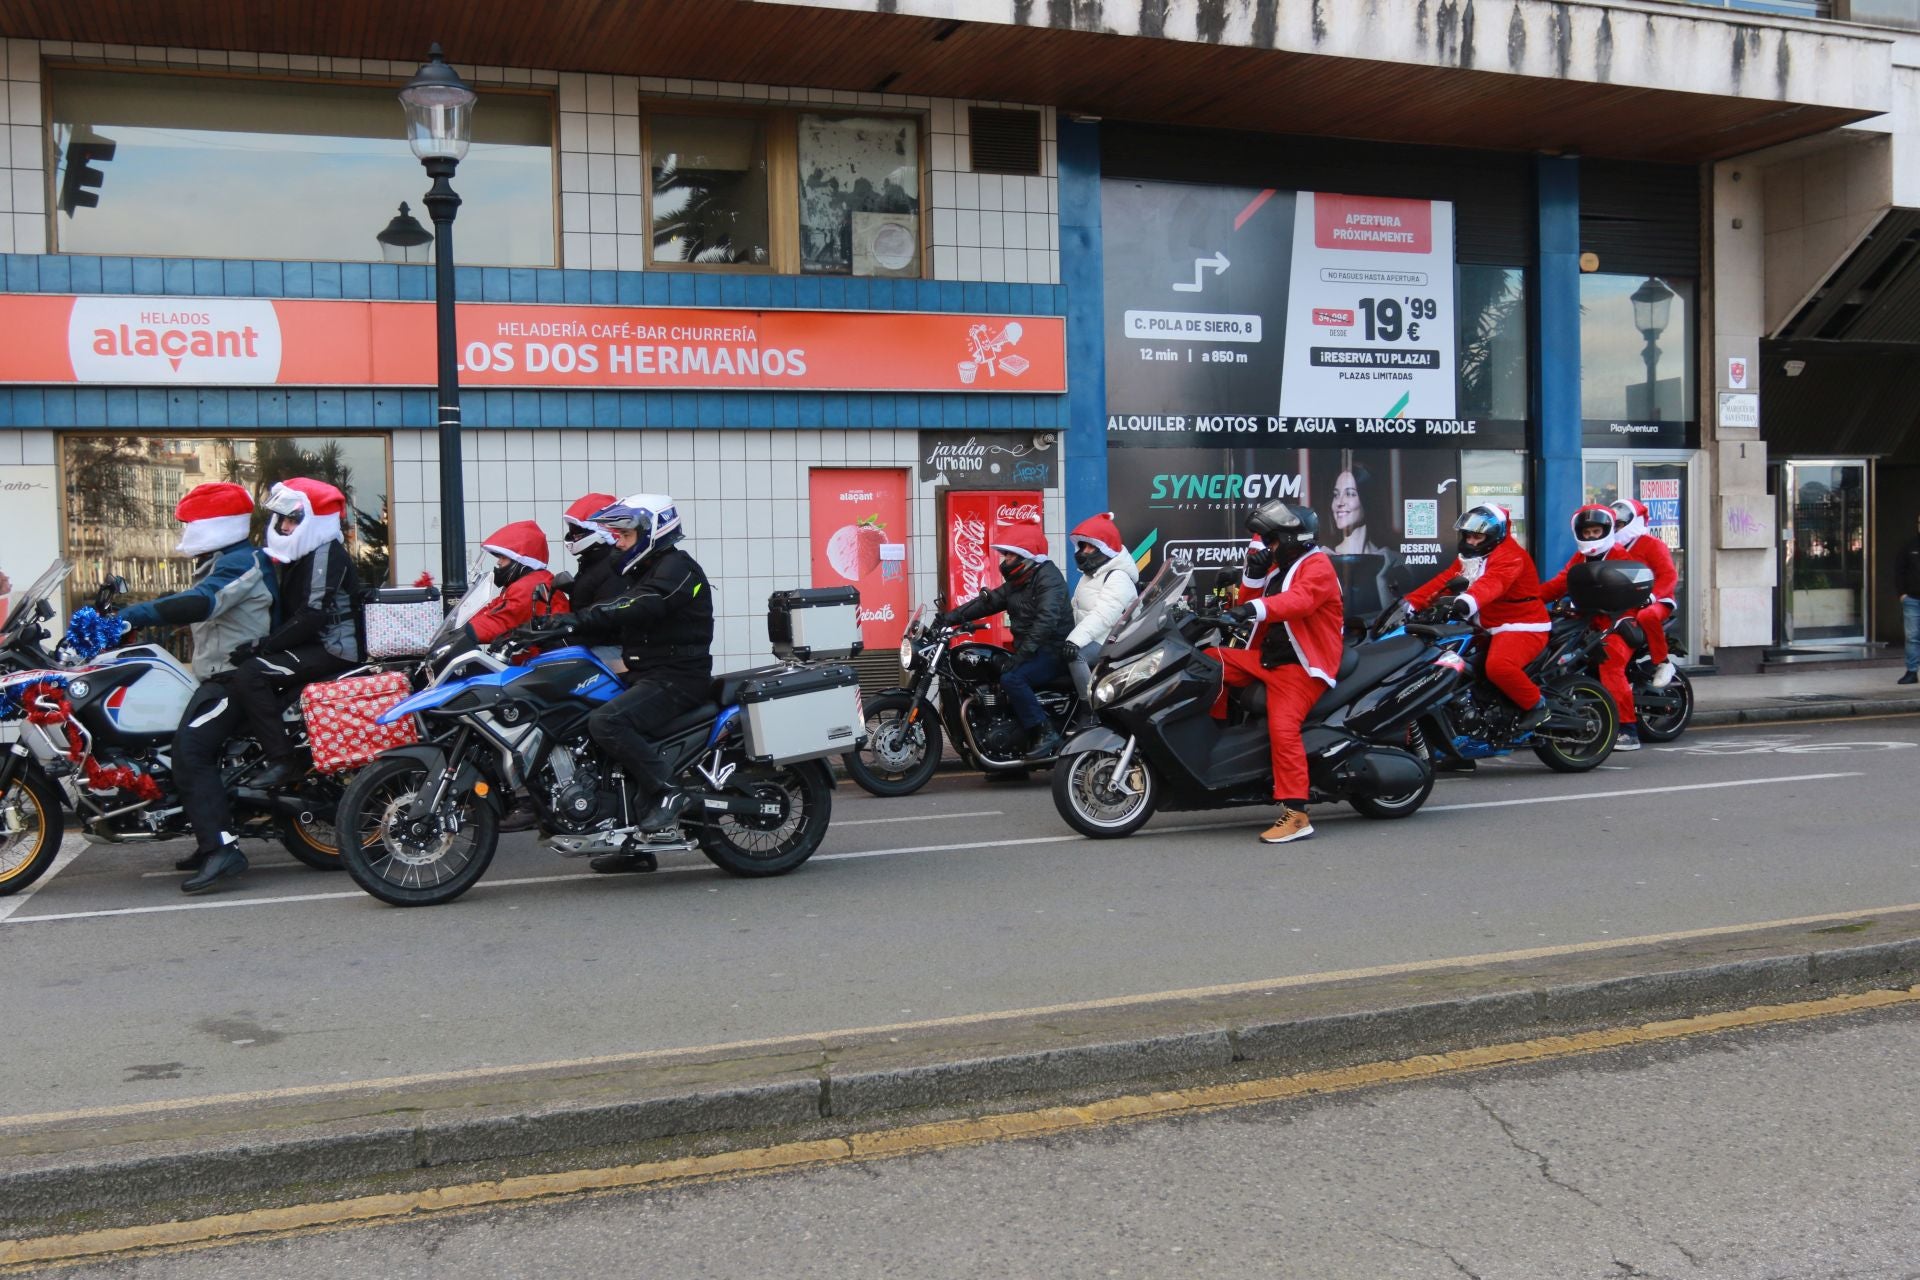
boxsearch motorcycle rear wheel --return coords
[843,691,942,798]
[1532,677,1618,773]
[277,778,345,871]
[339,756,498,907]
[697,759,832,877]
[1633,670,1694,743]
[1349,726,1435,820]
[1052,746,1157,839]
[0,770,63,897]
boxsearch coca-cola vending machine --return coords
[940,489,1045,649]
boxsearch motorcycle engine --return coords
[539,742,622,834]
[961,697,1027,766]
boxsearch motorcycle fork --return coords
[0,740,26,792]
[407,728,472,822]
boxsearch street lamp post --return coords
[375,202,433,264]
[399,44,478,594]
[1630,276,1676,424]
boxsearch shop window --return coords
[1456,266,1529,424]
[60,434,393,635]
[797,114,921,276]
[1461,451,1530,550]
[1579,274,1696,431]
[649,114,771,267]
[49,68,556,266]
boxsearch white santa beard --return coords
[1461,556,1488,584]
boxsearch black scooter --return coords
[1050,564,1465,839]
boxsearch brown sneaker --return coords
[1259,807,1314,844]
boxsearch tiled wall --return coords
[3,38,1060,284]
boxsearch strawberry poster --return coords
[809,468,912,649]
[940,489,1046,650]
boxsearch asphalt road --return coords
[3,715,1917,1119]
[33,998,1920,1278]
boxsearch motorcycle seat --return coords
[656,702,721,738]
[1232,638,1425,720]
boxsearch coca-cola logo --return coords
[996,503,1042,524]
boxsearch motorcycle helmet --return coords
[591,493,683,575]
[1247,500,1318,569]
[263,478,347,564]
[1069,511,1124,576]
[481,520,551,590]
[173,482,255,558]
[990,522,1049,586]
[1454,503,1510,560]
[1571,504,1618,559]
[1611,498,1650,547]
[561,492,617,557]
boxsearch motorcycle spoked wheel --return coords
[1051,746,1157,839]
[1531,677,1618,773]
[1349,724,1436,820]
[843,691,943,798]
[276,776,346,871]
[0,770,63,897]
[338,756,499,907]
[1633,670,1694,743]
[696,759,832,877]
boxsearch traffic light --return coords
[58,137,116,215]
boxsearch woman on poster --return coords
[1318,454,1399,621]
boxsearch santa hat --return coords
[1068,512,1125,560]
[173,482,255,557]
[264,478,347,564]
[990,522,1050,562]
[482,520,551,571]
[562,492,616,552]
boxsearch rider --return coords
[1062,512,1139,708]
[1610,498,1681,690]
[112,483,280,890]
[1218,501,1344,846]
[559,492,622,611]
[548,493,714,875]
[1405,503,1551,736]
[465,520,569,644]
[1540,505,1643,752]
[935,523,1073,762]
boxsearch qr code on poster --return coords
[1404,499,1438,540]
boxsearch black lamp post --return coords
[375,202,433,264]
[399,44,477,594]
[1629,276,1675,423]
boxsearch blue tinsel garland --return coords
[63,607,123,663]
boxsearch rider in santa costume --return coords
[1610,498,1681,690]
[1540,504,1646,751]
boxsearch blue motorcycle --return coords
[335,630,861,906]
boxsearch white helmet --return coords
[590,493,683,574]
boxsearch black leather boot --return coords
[181,841,248,893]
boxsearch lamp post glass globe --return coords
[399,44,476,162]
[1630,276,1675,339]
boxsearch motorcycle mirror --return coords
[532,583,551,604]
[108,575,130,595]
[35,599,54,620]
[550,571,574,591]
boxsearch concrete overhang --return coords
[0,0,1894,162]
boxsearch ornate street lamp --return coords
[1630,276,1676,423]
[375,202,433,264]
[399,43,477,593]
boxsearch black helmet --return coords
[1247,500,1318,551]
[1454,503,1510,560]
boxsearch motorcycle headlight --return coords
[1092,645,1171,708]
[899,637,915,671]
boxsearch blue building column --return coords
[1057,119,1107,562]
[1534,156,1582,575]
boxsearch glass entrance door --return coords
[1781,461,1868,645]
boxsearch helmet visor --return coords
[1454,507,1504,539]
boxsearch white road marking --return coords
[0,835,88,924]
[833,808,1004,827]
[1425,771,1861,813]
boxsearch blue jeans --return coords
[1001,649,1066,730]
[1904,596,1920,673]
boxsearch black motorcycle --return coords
[843,604,1085,797]
[1050,564,1463,839]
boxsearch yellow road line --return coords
[7,986,1916,1272]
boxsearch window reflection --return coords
[650,115,770,266]
[797,115,921,276]
[1580,273,1696,425]
[50,69,555,266]
[1456,266,1528,423]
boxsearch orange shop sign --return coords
[0,294,1067,393]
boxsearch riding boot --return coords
[636,788,690,836]
[181,838,248,893]
[251,755,303,790]
[1023,725,1064,762]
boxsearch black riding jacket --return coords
[571,542,714,680]
[565,543,624,612]
[951,559,1072,663]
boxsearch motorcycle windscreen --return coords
[1102,562,1193,663]
[0,558,74,644]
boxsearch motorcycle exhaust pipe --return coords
[233,786,321,820]
[1351,745,1427,795]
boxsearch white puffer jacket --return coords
[1067,548,1140,648]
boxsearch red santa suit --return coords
[469,521,570,644]
[1209,543,1344,802]
[1407,534,1550,712]
[1541,506,1641,725]
[1612,499,1679,667]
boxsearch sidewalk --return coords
[1692,663,1920,727]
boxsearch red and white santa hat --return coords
[990,522,1050,562]
[173,482,255,557]
[1068,512,1125,560]
[561,492,617,553]
[482,520,551,571]
[1611,497,1650,547]
[264,477,347,563]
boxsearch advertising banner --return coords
[0,294,1066,394]
[941,489,1044,649]
[916,431,1057,489]
[808,468,912,650]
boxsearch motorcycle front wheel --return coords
[338,756,499,907]
[1051,745,1157,839]
[1634,670,1694,743]
[0,769,63,897]
[1532,677,1618,773]
[697,759,832,877]
[843,690,943,798]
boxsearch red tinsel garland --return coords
[22,681,164,802]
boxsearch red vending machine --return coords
[939,489,1045,650]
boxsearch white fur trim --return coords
[1488,620,1552,633]
[483,543,547,571]
[1072,535,1120,559]
[1247,597,1270,623]
[990,543,1048,562]
[266,500,343,564]
[1241,569,1275,589]
[1458,594,1481,618]
[177,513,252,557]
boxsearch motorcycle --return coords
[1050,563,1464,839]
[0,560,348,894]
[1624,621,1694,744]
[335,623,858,907]
[843,603,1087,797]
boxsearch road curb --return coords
[8,920,1920,1235]
[1691,697,1920,727]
